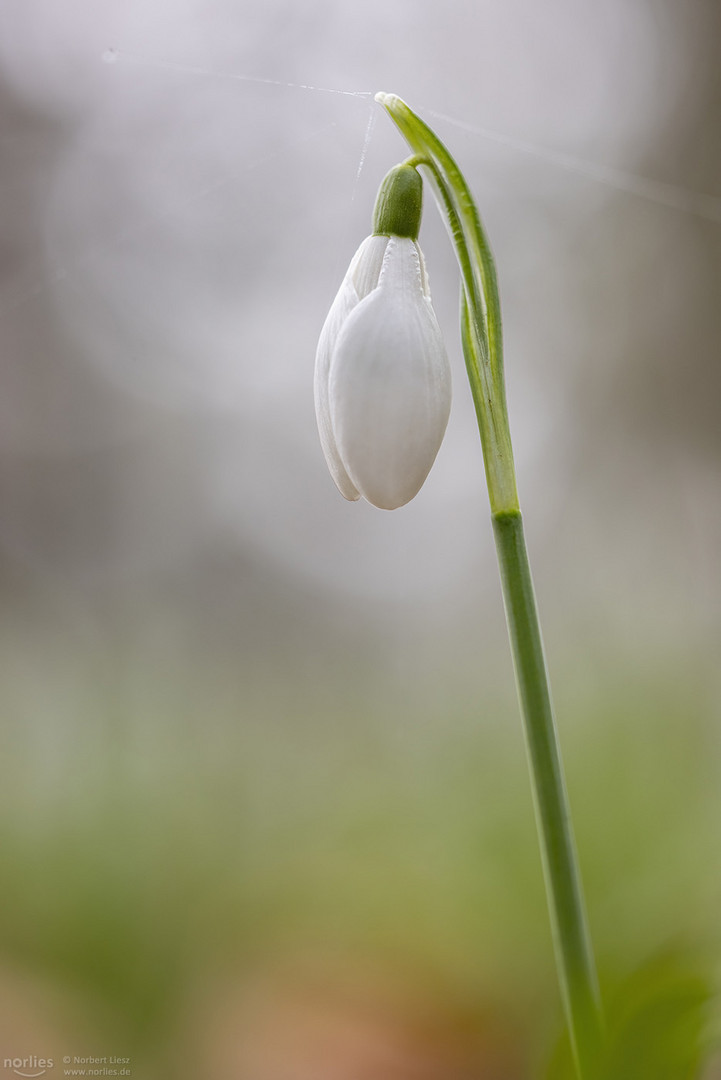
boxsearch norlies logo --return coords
[3,1058,54,1078]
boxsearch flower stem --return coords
[493,509,603,1077]
[376,92,604,1076]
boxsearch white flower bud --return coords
[314,234,451,510]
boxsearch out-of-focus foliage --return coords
[0,659,719,1076]
[548,955,714,1080]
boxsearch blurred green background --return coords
[0,0,720,1076]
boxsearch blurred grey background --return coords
[0,1,720,1077]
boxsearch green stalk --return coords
[376,92,604,1077]
[493,509,603,1078]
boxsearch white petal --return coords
[329,238,451,510]
[349,234,388,299]
[314,236,388,501]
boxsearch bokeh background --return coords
[0,0,720,1076]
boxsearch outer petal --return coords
[314,236,388,501]
[329,238,451,510]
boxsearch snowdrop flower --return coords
[314,164,451,510]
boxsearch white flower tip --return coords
[374,92,399,108]
[341,486,361,503]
